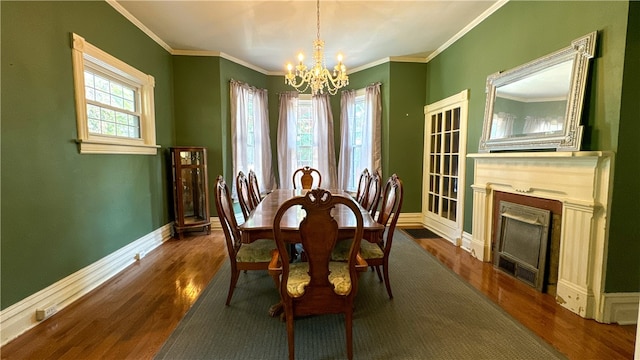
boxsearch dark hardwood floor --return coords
[1,230,636,359]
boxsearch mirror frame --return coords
[479,31,597,152]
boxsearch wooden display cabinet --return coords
[170,147,211,239]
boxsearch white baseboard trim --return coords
[396,212,423,228]
[601,292,639,325]
[0,223,173,346]
[461,231,473,252]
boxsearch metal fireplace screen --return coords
[493,201,551,291]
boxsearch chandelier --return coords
[284,0,348,95]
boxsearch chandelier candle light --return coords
[285,0,348,95]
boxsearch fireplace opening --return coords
[491,192,562,294]
[494,201,551,291]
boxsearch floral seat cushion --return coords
[331,239,384,261]
[286,262,353,297]
[236,239,276,262]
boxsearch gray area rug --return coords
[155,230,565,360]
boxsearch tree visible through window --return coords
[84,70,141,139]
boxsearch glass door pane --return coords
[426,106,461,223]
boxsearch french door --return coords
[422,90,468,245]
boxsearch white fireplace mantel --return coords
[468,151,614,321]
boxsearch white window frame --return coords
[71,33,159,155]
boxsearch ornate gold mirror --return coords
[479,31,597,152]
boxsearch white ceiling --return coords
[112,0,504,74]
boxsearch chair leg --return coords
[225,268,240,306]
[374,265,383,282]
[345,308,353,360]
[382,261,393,299]
[286,306,295,360]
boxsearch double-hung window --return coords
[338,83,382,192]
[71,33,158,155]
[230,80,275,196]
[294,96,315,168]
[277,93,337,189]
[345,92,366,191]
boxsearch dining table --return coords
[238,188,385,317]
[238,188,385,244]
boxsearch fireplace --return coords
[494,201,551,291]
[492,191,563,295]
[468,151,613,321]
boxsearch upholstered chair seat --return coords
[286,262,353,297]
[236,239,277,262]
[332,240,383,261]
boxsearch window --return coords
[338,83,381,192]
[295,96,315,168]
[345,93,366,191]
[230,80,275,196]
[277,93,337,189]
[71,33,158,155]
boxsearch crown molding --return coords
[106,0,173,54]
[219,53,270,75]
[426,0,509,62]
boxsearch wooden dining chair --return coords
[361,170,381,216]
[292,166,322,189]
[236,171,254,221]
[247,170,262,209]
[355,168,370,205]
[215,176,277,306]
[332,174,404,299]
[269,189,365,360]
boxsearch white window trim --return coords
[71,33,159,155]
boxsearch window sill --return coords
[76,139,160,155]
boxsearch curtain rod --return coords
[230,78,266,92]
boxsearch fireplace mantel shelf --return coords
[468,150,614,322]
[468,150,613,159]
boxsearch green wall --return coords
[172,56,222,217]
[1,1,174,308]
[426,0,635,292]
[606,0,640,292]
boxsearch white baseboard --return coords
[396,212,423,228]
[461,231,473,252]
[0,223,173,346]
[601,292,639,325]
[211,216,222,230]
